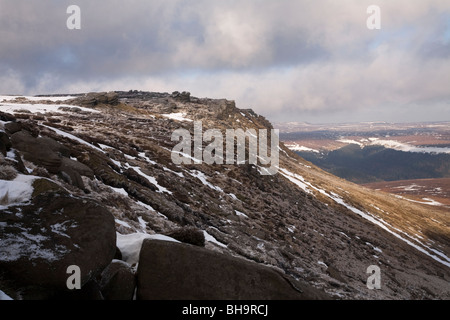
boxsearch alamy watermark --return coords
[366,265,381,290]
[66,265,81,290]
[367,5,381,30]
[66,5,81,30]
[65,4,380,31]
[170,121,279,175]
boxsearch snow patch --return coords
[368,138,450,154]
[285,143,320,153]
[162,112,193,122]
[235,210,248,218]
[0,95,75,102]
[203,230,227,248]
[42,125,105,153]
[0,101,99,115]
[116,232,180,265]
[110,186,128,197]
[0,174,37,209]
[124,163,172,194]
[337,139,364,147]
[190,170,223,193]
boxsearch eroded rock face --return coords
[136,239,330,300]
[0,190,116,299]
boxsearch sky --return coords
[0,0,449,124]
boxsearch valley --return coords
[276,121,450,208]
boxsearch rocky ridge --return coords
[0,91,449,300]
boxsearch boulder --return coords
[10,131,62,173]
[136,240,330,300]
[4,122,22,135]
[99,260,136,300]
[74,92,119,107]
[0,191,116,299]
[171,91,190,103]
[10,130,93,189]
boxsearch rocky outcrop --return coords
[69,92,119,107]
[136,239,330,300]
[171,91,191,103]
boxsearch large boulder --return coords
[10,131,62,173]
[10,130,93,190]
[0,189,116,299]
[136,240,330,300]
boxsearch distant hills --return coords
[296,144,450,184]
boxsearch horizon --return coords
[1,1,449,124]
[2,91,449,126]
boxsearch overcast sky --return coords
[0,0,449,123]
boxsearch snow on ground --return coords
[0,95,75,102]
[167,149,203,164]
[189,170,224,193]
[203,230,227,248]
[162,166,184,177]
[394,184,420,191]
[115,219,133,229]
[161,112,193,122]
[394,195,444,206]
[138,152,157,165]
[42,125,106,153]
[278,168,312,194]
[280,167,450,268]
[235,210,248,218]
[285,143,320,153]
[124,163,172,194]
[137,216,147,231]
[318,260,328,267]
[0,174,37,209]
[110,186,129,197]
[116,232,180,265]
[337,139,364,147]
[136,200,168,219]
[368,138,450,154]
[228,193,238,201]
[0,101,100,115]
[0,225,69,262]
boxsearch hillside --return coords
[1,91,449,300]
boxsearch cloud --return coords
[0,0,449,123]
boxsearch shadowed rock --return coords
[136,239,330,300]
